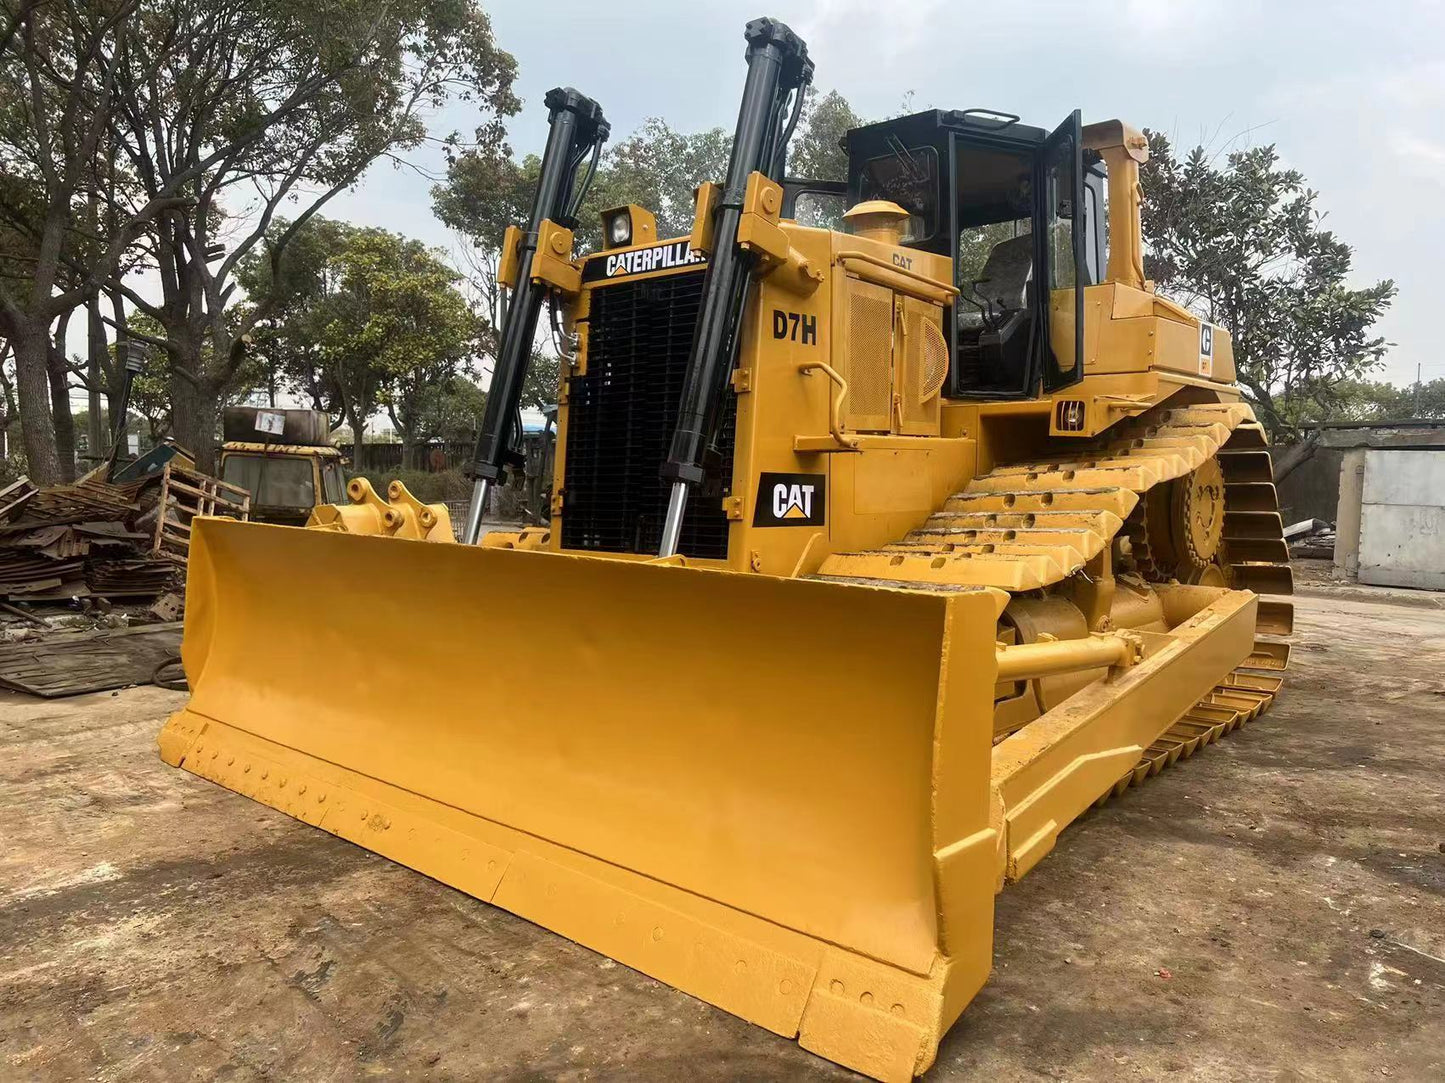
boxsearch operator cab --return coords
[785,107,1106,400]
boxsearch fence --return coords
[344,431,555,477]
[341,440,475,474]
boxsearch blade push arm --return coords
[463,87,609,545]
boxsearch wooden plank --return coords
[152,464,172,557]
[0,477,38,521]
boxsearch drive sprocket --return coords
[1126,457,1228,584]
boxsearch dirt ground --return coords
[2,577,1442,1081]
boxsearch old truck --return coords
[218,407,347,525]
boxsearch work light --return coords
[605,210,631,247]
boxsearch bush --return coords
[352,467,474,504]
[0,446,28,487]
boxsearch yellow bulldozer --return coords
[159,17,1291,1081]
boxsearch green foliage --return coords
[413,374,487,442]
[433,86,861,252]
[120,314,176,438]
[584,120,732,243]
[70,408,149,453]
[0,453,25,487]
[1,0,518,476]
[433,143,536,251]
[121,311,265,442]
[237,217,483,466]
[0,343,25,484]
[236,216,353,417]
[321,228,478,383]
[363,467,474,504]
[1140,132,1396,436]
[438,120,731,254]
[1279,377,1445,425]
[789,89,862,181]
[520,351,560,411]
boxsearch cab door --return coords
[1034,110,1087,392]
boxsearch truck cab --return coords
[218,408,347,525]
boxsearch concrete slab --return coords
[2,592,1442,1080]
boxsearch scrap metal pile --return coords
[0,477,171,602]
[0,458,250,697]
[0,455,250,610]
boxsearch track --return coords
[813,397,1294,796]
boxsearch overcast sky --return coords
[324,0,1442,387]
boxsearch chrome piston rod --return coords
[657,481,689,559]
[463,478,492,546]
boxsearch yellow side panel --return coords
[828,439,976,555]
[853,449,933,514]
[896,296,948,436]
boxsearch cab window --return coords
[858,145,939,243]
[957,217,1031,307]
[791,190,847,231]
[221,454,316,508]
[1083,156,1107,285]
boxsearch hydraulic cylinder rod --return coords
[657,18,811,558]
[464,87,608,545]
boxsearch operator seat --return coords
[961,234,1033,328]
[956,232,1035,393]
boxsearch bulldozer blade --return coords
[158,518,1011,1082]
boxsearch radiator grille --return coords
[561,270,734,558]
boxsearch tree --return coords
[1282,376,1445,424]
[1140,132,1396,437]
[520,350,559,411]
[1,0,367,482]
[433,120,729,396]
[584,120,731,243]
[236,216,354,420]
[412,373,486,445]
[785,89,863,230]
[372,254,484,469]
[118,311,261,443]
[239,218,482,471]
[436,90,860,255]
[0,0,152,483]
[1393,378,1445,419]
[316,228,480,471]
[103,0,517,471]
[0,338,18,468]
[789,88,861,181]
[433,142,532,366]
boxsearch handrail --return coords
[798,361,860,450]
[837,250,960,300]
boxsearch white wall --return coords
[1357,449,1445,591]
